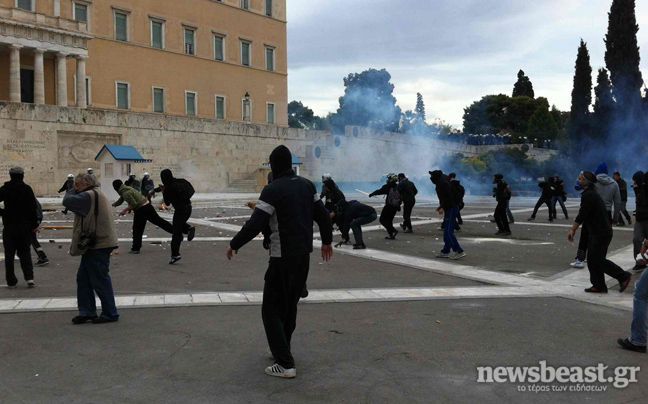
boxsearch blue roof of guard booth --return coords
[94,145,152,162]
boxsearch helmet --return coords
[322,173,332,181]
[143,172,150,177]
[67,174,74,179]
[129,173,136,178]
[87,168,94,173]
[386,173,398,183]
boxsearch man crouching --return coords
[63,174,120,324]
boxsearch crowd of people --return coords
[1,146,647,380]
[436,133,557,149]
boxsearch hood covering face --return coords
[632,171,645,185]
[269,145,292,177]
[112,179,123,192]
[595,162,608,175]
[429,170,443,184]
[161,169,174,185]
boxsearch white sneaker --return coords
[435,252,450,259]
[570,260,586,269]
[451,252,467,260]
[265,363,296,379]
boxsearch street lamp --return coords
[243,92,251,123]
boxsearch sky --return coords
[286,0,648,128]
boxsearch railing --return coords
[0,5,88,34]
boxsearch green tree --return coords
[415,92,426,122]
[605,0,643,116]
[592,68,615,139]
[527,104,559,142]
[330,68,402,133]
[512,70,535,98]
[288,101,315,129]
[569,39,592,143]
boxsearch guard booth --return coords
[94,145,152,201]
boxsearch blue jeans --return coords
[442,206,463,254]
[506,201,514,222]
[77,248,119,320]
[630,268,648,346]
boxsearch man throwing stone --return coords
[227,145,334,379]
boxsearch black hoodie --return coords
[430,172,456,211]
[0,177,39,229]
[633,171,648,222]
[336,200,376,240]
[154,169,192,207]
[322,178,345,205]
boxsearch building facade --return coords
[0,0,288,125]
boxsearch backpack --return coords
[454,183,465,201]
[387,187,402,208]
[175,178,195,200]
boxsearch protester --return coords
[551,176,569,220]
[617,238,648,353]
[31,200,49,267]
[59,174,75,214]
[614,171,632,227]
[567,171,632,294]
[112,180,174,254]
[63,173,119,324]
[570,178,588,269]
[227,145,333,379]
[336,199,377,249]
[631,171,648,271]
[322,177,345,229]
[151,169,196,264]
[397,173,418,233]
[369,174,401,240]
[125,173,141,192]
[594,162,621,224]
[492,174,512,236]
[528,177,554,222]
[430,170,465,260]
[141,172,155,202]
[0,167,39,288]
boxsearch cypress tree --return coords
[569,39,592,143]
[592,68,615,139]
[415,93,426,122]
[512,70,535,98]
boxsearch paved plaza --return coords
[0,194,646,403]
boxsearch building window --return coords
[241,41,251,66]
[116,82,130,109]
[184,28,196,55]
[73,2,88,23]
[151,20,164,49]
[266,103,275,125]
[240,0,249,10]
[114,12,128,42]
[215,95,225,119]
[185,91,197,116]
[265,47,275,71]
[153,87,165,113]
[15,0,33,11]
[266,0,273,17]
[214,35,225,61]
[74,75,92,105]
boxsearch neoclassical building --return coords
[0,0,288,125]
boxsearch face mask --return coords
[575,181,582,192]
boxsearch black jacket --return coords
[450,180,465,205]
[539,181,553,200]
[321,179,345,205]
[617,179,628,202]
[433,175,456,211]
[154,180,191,207]
[494,181,510,203]
[397,178,418,204]
[370,182,400,210]
[575,187,613,238]
[58,179,74,193]
[141,178,154,196]
[0,179,39,229]
[230,170,333,257]
[339,200,376,240]
[552,180,565,198]
[126,179,141,192]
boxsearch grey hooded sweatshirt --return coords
[596,173,621,221]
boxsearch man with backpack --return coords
[449,173,465,231]
[528,177,555,222]
[397,173,418,233]
[493,174,512,236]
[369,174,401,240]
[430,170,465,260]
[151,169,196,264]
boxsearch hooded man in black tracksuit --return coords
[492,174,512,236]
[151,169,196,264]
[528,177,555,222]
[227,145,333,379]
[632,171,648,271]
[430,170,465,259]
[336,199,377,249]
[397,173,418,233]
[568,171,632,294]
[321,178,345,229]
[0,167,39,288]
[369,174,401,240]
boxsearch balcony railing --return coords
[0,5,88,34]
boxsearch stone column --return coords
[34,49,46,105]
[56,52,69,107]
[9,45,23,103]
[75,55,87,108]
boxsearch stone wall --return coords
[0,102,556,195]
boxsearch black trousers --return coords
[494,201,510,232]
[171,204,192,257]
[587,234,628,292]
[380,205,398,236]
[576,225,589,261]
[30,233,47,261]
[132,204,174,251]
[531,198,553,219]
[457,202,464,225]
[402,201,415,230]
[3,224,34,285]
[262,254,310,369]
